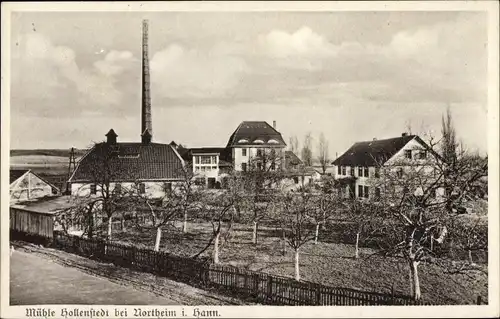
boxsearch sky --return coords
[9,11,489,157]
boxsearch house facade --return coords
[10,169,59,203]
[332,133,444,200]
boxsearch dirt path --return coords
[10,242,249,305]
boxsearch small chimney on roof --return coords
[273,120,276,129]
[402,132,408,137]
[106,129,117,144]
[373,138,377,141]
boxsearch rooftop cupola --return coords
[106,129,118,144]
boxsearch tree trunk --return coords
[468,249,474,265]
[314,223,320,245]
[154,226,162,252]
[294,248,300,281]
[121,218,126,232]
[214,232,220,264]
[430,237,433,251]
[411,261,421,301]
[408,262,413,296]
[107,216,113,240]
[88,212,94,238]
[282,229,287,256]
[182,211,188,233]
[354,232,360,259]
[252,221,258,245]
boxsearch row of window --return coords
[337,166,380,178]
[194,166,218,172]
[241,161,276,172]
[241,148,278,158]
[89,182,172,195]
[404,149,427,160]
[194,155,218,165]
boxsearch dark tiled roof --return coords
[10,169,29,184]
[226,121,286,148]
[285,151,302,168]
[332,135,418,167]
[69,142,185,183]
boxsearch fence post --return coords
[315,284,321,306]
[391,283,395,305]
[266,276,273,304]
[477,295,482,305]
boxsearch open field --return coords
[11,242,248,305]
[11,149,88,158]
[110,220,488,305]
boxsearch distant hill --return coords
[10,149,88,158]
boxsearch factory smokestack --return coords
[141,19,152,143]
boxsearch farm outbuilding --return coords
[10,169,60,203]
[10,196,76,241]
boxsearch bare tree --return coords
[301,132,313,167]
[317,132,330,174]
[370,131,488,301]
[289,135,299,154]
[275,190,317,281]
[309,192,339,245]
[130,166,198,252]
[192,174,244,263]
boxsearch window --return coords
[242,163,247,172]
[242,148,247,156]
[404,150,412,159]
[358,167,363,177]
[358,185,364,198]
[375,187,381,199]
[90,184,97,195]
[163,182,172,193]
[271,161,276,170]
[396,168,403,179]
[293,177,299,184]
[342,166,346,175]
[257,163,262,171]
[364,167,369,178]
[364,186,369,198]
[256,149,262,157]
[138,183,145,194]
[375,167,380,178]
[337,165,341,175]
[350,166,355,176]
[114,183,122,193]
[416,150,427,160]
[194,156,199,164]
[200,156,211,165]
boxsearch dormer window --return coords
[268,139,279,144]
[238,139,249,144]
[404,150,412,159]
[253,139,264,144]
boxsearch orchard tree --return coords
[301,132,313,167]
[370,130,487,301]
[276,189,317,281]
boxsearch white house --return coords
[332,133,444,200]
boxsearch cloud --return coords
[150,43,248,101]
[11,33,137,117]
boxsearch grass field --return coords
[110,220,488,305]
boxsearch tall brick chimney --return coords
[141,19,152,142]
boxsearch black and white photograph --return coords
[1,1,498,318]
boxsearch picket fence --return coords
[14,231,431,306]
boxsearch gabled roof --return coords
[10,169,29,184]
[226,121,286,148]
[69,142,185,183]
[332,135,422,167]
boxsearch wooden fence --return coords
[44,231,434,306]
